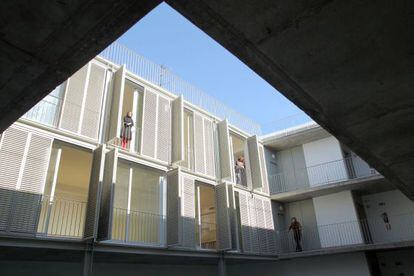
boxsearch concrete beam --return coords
[0,0,161,133]
[167,0,414,199]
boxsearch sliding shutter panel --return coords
[254,197,267,254]
[108,66,126,140]
[60,64,89,133]
[263,199,276,254]
[258,145,270,195]
[98,148,118,241]
[218,120,232,180]
[181,174,195,248]
[194,113,205,174]
[84,145,106,240]
[247,136,263,191]
[215,182,232,250]
[248,195,260,253]
[171,96,184,163]
[238,191,252,253]
[20,134,52,194]
[204,119,215,177]
[81,63,106,139]
[0,127,28,190]
[157,96,171,162]
[141,89,157,158]
[167,169,180,246]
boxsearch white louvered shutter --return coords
[20,134,52,194]
[263,199,276,254]
[218,120,232,180]
[171,96,184,163]
[60,64,89,133]
[181,174,195,248]
[156,96,171,162]
[194,113,205,174]
[248,195,260,253]
[258,144,270,195]
[167,169,180,246]
[108,66,126,140]
[238,191,252,253]
[254,197,267,254]
[204,118,216,177]
[97,148,118,241]
[80,63,106,139]
[215,182,232,250]
[247,136,264,191]
[141,89,157,158]
[0,127,28,190]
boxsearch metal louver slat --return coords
[194,113,205,174]
[0,128,28,190]
[108,66,126,140]
[0,188,13,231]
[171,96,184,163]
[8,191,42,235]
[84,145,106,240]
[204,118,215,177]
[215,182,232,250]
[218,120,232,180]
[247,135,263,191]
[81,63,106,139]
[258,145,270,195]
[60,64,89,133]
[167,169,180,246]
[98,148,118,241]
[141,89,157,158]
[20,134,52,194]
[181,174,195,248]
[156,96,171,162]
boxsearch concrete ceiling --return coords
[1,1,413,199]
[167,0,414,199]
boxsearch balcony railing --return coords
[99,42,262,136]
[269,155,380,194]
[111,207,166,246]
[261,113,316,135]
[37,196,87,239]
[22,94,63,127]
[277,212,414,254]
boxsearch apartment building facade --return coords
[0,44,413,276]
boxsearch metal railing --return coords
[22,94,63,127]
[111,207,166,246]
[269,155,380,194]
[277,212,414,254]
[99,42,262,136]
[198,221,217,250]
[37,196,87,239]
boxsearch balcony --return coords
[276,212,414,255]
[269,155,380,195]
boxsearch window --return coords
[195,183,217,250]
[230,132,248,187]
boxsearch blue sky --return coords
[117,2,304,134]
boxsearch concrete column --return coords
[218,256,227,276]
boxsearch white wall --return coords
[303,136,348,186]
[227,252,371,276]
[362,190,414,243]
[313,191,364,247]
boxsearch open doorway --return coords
[230,132,248,187]
[38,141,93,238]
[195,183,217,250]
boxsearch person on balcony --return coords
[120,111,134,149]
[235,156,246,186]
[289,217,302,252]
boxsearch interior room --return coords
[195,183,217,250]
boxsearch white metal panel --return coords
[248,195,260,253]
[181,174,195,248]
[141,89,157,158]
[238,190,252,253]
[167,169,180,246]
[247,135,263,191]
[0,127,28,190]
[171,96,184,163]
[156,96,171,162]
[258,144,270,195]
[20,134,52,194]
[263,199,276,254]
[81,63,106,139]
[215,182,232,250]
[204,118,216,177]
[108,65,126,140]
[218,120,232,180]
[193,113,205,174]
[59,64,89,133]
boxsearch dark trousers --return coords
[293,232,302,252]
